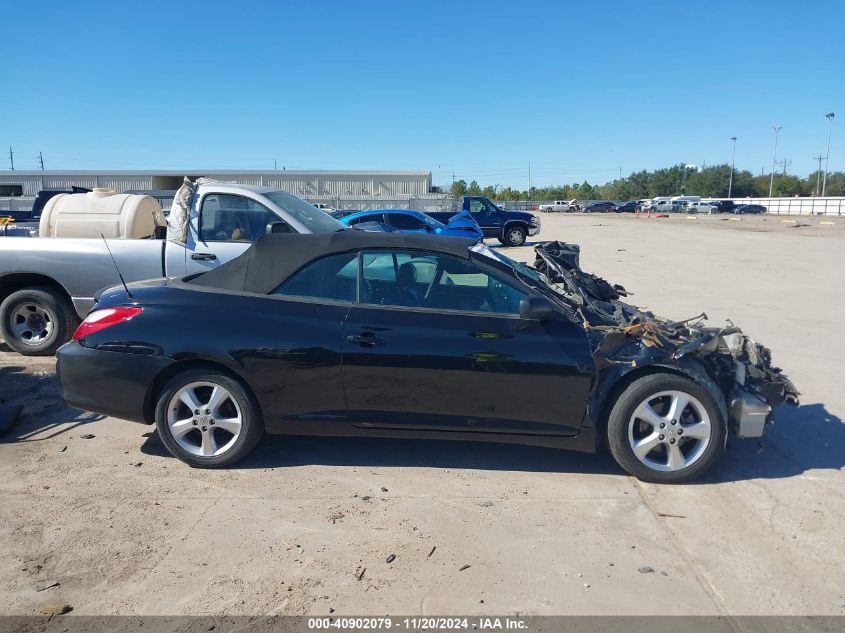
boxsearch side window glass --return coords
[200,194,277,242]
[273,253,358,302]
[469,199,485,213]
[359,251,526,314]
[387,214,425,230]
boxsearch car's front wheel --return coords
[155,370,264,468]
[606,372,726,483]
[502,225,527,246]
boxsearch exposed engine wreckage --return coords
[533,241,799,439]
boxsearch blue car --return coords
[340,209,483,242]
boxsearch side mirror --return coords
[519,295,556,321]
[266,220,292,235]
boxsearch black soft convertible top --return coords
[187,231,476,294]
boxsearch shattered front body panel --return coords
[532,242,799,438]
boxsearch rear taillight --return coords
[72,307,143,341]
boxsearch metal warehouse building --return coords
[0,169,448,211]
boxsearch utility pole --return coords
[527,163,531,200]
[8,146,14,171]
[813,155,825,196]
[728,137,737,198]
[776,158,791,176]
[38,152,45,171]
[769,126,782,198]
[822,112,835,196]
[274,160,277,170]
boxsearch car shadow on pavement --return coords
[707,402,845,483]
[141,431,624,475]
[0,364,104,441]
[138,401,845,480]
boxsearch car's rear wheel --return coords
[155,370,264,468]
[502,225,527,246]
[606,373,726,483]
[0,286,79,356]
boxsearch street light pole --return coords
[822,112,835,196]
[769,126,782,198]
[728,136,737,198]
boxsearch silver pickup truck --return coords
[0,183,345,355]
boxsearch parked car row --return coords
[535,196,769,215]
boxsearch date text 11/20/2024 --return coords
[307,617,528,630]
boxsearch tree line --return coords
[450,164,845,201]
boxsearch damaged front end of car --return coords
[533,241,799,439]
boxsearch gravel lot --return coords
[1,213,844,616]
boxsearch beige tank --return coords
[39,188,166,239]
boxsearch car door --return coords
[341,250,593,435]
[258,251,359,424]
[185,193,281,274]
[467,198,499,237]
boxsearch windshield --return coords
[265,192,346,233]
[471,243,542,283]
[420,214,445,229]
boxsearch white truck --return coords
[538,199,578,212]
[0,181,345,355]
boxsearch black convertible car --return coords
[57,232,797,482]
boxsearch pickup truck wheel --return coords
[0,286,79,356]
[155,370,264,468]
[502,225,527,246]
[606,373,726,483]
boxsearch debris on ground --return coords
[39,604,72,616]
[478,501,494,507]
[638,566,655,574]
[386,554,396,564]
[656,512,686,519]
[356,567,366,580]
[459,564,471,571]
[56,446,67,453]
[380,487,388,492]
[35,581,60,592]
[80,433,96,439]
[427,546,436,557]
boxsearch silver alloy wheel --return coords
[10,303,54,346]
[166,381,243,457]
[627,390,712,472]
[508,228,525,245]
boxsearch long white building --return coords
[0,169,434,199]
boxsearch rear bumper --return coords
[57,341,173,423]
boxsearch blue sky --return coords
[2,0,842,188]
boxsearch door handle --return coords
[346,332,385,346]
[191,252,217,261]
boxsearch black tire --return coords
[502,224,527,247]
[605,372,726,483]
[155,369,264,468]
[0,286,79,356]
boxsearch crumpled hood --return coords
[533,241,799,410]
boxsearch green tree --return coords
[467,180,482,196]
[451,179,467,199]
[575,180,596,199]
